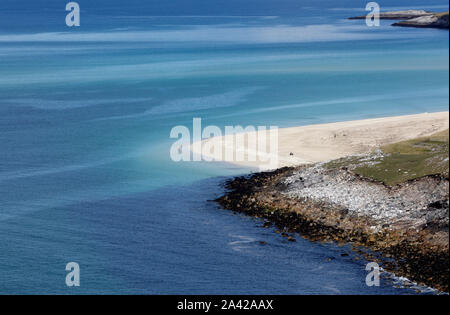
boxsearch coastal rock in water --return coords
[215,162,449,292]
[349,10,449,29]
[393,12,449,29]
[349,10,434,20]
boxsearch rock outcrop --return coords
[349,10,449,29]
[393,12,449,29]
[215,165,449,292]
[349,10,434,20]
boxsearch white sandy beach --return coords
[193,111,449,169]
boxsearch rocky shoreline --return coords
[215,165,449,292]
[349,10,449,29]
[349,10,435,20]
[393,12,449,29]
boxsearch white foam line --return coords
[0,155,132,184]
[113,15,280,19]
[212,88,449,119]
[0,24,414,43]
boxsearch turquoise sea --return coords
[0,0,448,294]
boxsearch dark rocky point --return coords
[349,10,449,29]
[215,165,449,292]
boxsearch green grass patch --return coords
[326,130,449,186]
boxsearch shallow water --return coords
[0,0,448,294]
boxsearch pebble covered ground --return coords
[283,163,449,231]
[216,163,449,292]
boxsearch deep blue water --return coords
[0,0,448,294]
